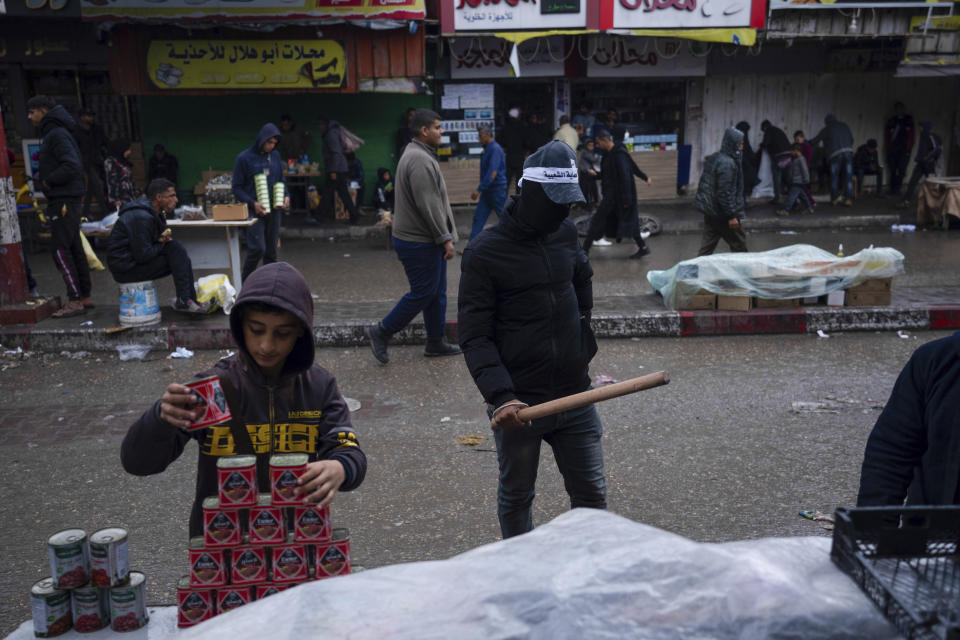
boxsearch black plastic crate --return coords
[831,506,960,640]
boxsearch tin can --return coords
[203,497,242,548]
[109,571,148,632]
[176,576,215,628]
[254,583,289,600]
[315,528,351,579]
[217,586,251,615]
[188,537,227,587]
[217,456,258,507]
[71,584,108,633]
[271,534,309,583]
[89,527,129,588]
[48,529,89,589]
[248,494,286,545]
[230,544,269,585]
[273,181,285,209]
[270,453,308,506]
[184,376,232,431]
[31,578,72,637]
[293,504,331,543]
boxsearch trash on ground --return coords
[116,344,151,361]
[344,397,362,413]
[778,231,799,235]
[897,330,910,339]
[168,346,194,359]
[817,329,830,339]
[891,224,916,232]
[440,416,451,423]
[457,434,485,446]
[798,509,835,531]
[343,254,351,258]
[792,401,840,414]
[80,320,94,326]
[594,374,618,386]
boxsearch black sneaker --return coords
[365,324,390,364]
[174,298,213,315]
[424,339,461,357]
[629,246,651,259]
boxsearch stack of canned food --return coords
[177,453,352,628]
[254,173,271,214]
[32,527,148,636]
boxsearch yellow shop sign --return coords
[147,40,346,90]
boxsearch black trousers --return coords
[698,216,748,256]
[111,239,196,304]
[506,160,524,196]
[886,149,910,194]
[48,197,91,301]
[321,172,358,223]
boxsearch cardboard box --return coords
[826,290,846,307]
[212,204,248,221]
[717,295,753,311]
[680,291,717,310]
[754,297,800,309]
[845,290,892,307]
[846,277,892,293]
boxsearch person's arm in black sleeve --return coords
[572,238,594,319]
[45,130,83,188]
[614,151,633,208]
[120,400,193,476]
[457,251,516,409]
[856,354,927,507]
[314,376,366,492]
[628,155,649,182]
[128,213,166,264]
[715,160,739,220]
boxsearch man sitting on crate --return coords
[106,178,212,315]
[857,331,960,507]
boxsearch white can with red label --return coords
[109,571,148,632]
[48,529,89,590]
[71,583,108,633]
[89,527,129,588]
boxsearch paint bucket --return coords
[118,280,161,326]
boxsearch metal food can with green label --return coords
[109,571,148,632]
[48,529,89,590]
[71,583,108,633]
[31,578,72,637]
[89,527,129,588]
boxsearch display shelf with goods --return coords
[437,82,499,204]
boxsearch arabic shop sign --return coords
[586,37,707,77]
[82,0,424,22]
[147,40,345,90]
[454,0,586,31]
[613,0,755,28]
[449,36,565,78]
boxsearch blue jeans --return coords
[493,403,607,538]
[829,152,854,201]
[784,185,813,212]
[242,211,281,282]
[469,188,507,241]
[381,237,448,339]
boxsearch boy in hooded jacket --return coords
[121,262,367,538]
[233,123,289,282]
[374,167,395,212]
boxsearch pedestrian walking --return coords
[901,120,942,208]
[735,121,759,200]
[365,109,461,364]
[73,107,108,218]
[582,127,651,259]
[884,102,915,197]
[776,145,815,216]
[469,125,507,241]
[104,138,142,210]
[808,114,855,206]
[26,95,91,318]
[578,138,601,211]
[316,116,359,225]
[232,122,289,282]
[759,121,791,205]
[553,114,579,151]
[695,127,748,256]
[458,140,605,539]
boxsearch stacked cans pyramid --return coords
[254,173,271,214]
[178,454,352,628]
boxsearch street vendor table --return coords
[166,218,256,288]
[917,176,960,228]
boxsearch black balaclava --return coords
[516,180,569,237]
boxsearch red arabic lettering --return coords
[457,0,535,10]
[619,0,695,12]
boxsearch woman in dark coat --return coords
[735,121,759,199]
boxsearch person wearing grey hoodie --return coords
[809,114,855,206]
[694,128,748,256]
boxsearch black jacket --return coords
[36,105,84,199]
[597,142,644,239]
[120,262,367,537]
[695,128,745,221]
[458,194,596,411]
[858,332,960,507]
[760,124,791,159]
[106,196,168,274]
[735,121,759,193]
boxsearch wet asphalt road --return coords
[1,330,953,633]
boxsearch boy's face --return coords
[242,309,304,378]
[585,140,594,151]
[262,136,279,154]
[795,135,804,143]
[384,171,391,181]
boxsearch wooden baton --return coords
[492,371,670,428]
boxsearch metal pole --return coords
[0,103,28,306]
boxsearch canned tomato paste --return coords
[217,456,258,508]
[109,571,148,632]
[230,544,269,585]
[248,494,286,545]
[176,576,215,628]
[184,375,232,431]
[71,584,108,633]
[315,528,352,579]
[202,497,242,548]
[89,527,129,588]
[293,504,331,543]
[271,535,309,583]
[254,583,289,600]
[269,454,308,506]
[188,537,227,587]
[31,578,72,638]
[48,529,89,590]
[216,586,251,615]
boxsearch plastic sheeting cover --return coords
[647,244,905,310]
[169,509,897,640]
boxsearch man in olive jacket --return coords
[695,128,748,256]
[366,109,460,363]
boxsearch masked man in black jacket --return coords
[458,141,606,539]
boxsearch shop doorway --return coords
[495,80,553,142]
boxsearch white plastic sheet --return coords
[751,149,775,200]
[647,244,905,310]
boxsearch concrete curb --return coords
[3,305,958,353]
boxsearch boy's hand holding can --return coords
[159,383,203,429]
[295,461,346,507]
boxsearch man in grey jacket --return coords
[365,109,460,363]
[694,128,748,256]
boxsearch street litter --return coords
[897,330,910,339]
[344,397,362,412]
[343,254,351,258]
[456,434,485,446]
[168,347,194,359]
[594,374,618,386]
[440,416,451,423]
[116,344,151,361]
[80,320,93,327]
[792,401,840,414]
[778,231,799,235]
[891,224,916,232]
[817,329,830,339]
[798,509,835,531]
